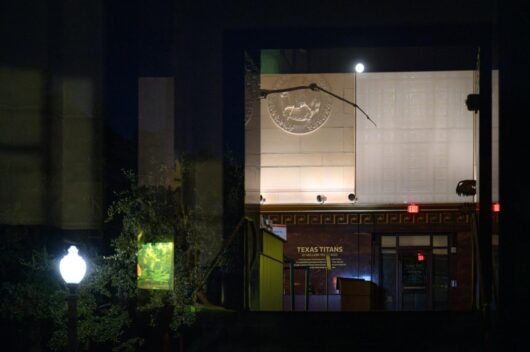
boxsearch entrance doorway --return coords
[399,249,430,310]
[380,234,450,311]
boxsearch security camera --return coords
[348,193,357,202]
[316,195,327,204]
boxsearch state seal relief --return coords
[267,75,333,135]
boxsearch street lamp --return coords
[354,62,365,73]
[353,62,364,201]
[59,245,87,352]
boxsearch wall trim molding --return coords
[259,203,498,229]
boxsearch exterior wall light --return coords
[316,195,327,204]
[456,179,477,197]
[355,63,365,73]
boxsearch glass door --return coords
[399,250,430,311]
[380,234,450,311]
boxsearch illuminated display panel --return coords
[137,242,174,290]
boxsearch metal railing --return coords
[284,261,336,312]
[284,263,312,311]
[191,216,258,309]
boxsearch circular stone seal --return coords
[267,75,333,135]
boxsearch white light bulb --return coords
[59,245,87,284]
[355,63,365,73]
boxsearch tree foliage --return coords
[0,162,222,351]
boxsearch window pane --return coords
[433,235,448,247]
[381,253,396,310]
[399,235,430,247]
[402,291,427,311]
[433,255,449,310]
[382,236,396,248]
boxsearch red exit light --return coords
[492,202,500,213]
[417,252,425,262]
[407,204,419,214]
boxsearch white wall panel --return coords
[299,128,345,153]
[356,71,474,204]
[259,71,498,205]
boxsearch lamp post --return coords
[59,245,87,352]
[353,62,365,203]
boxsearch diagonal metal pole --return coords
[260,83,377,127]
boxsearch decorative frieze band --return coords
[266,211,470,226]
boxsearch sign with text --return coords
[137,242,174,290]
[284,231,367,295]
[294,245,347,270]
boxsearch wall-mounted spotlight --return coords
[260,194,266,204]
[316,195,327,204]
[465,94,480,112]
[348,193,357,203]
[456,180,476,197]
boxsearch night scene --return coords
[1,0,529,351]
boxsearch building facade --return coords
[2,0,530,347]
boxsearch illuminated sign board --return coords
[407,204,419,214]
[283,230,364,295]
[137,242,174,290]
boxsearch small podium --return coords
[336,277,378,311]
[251,228,285,311]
